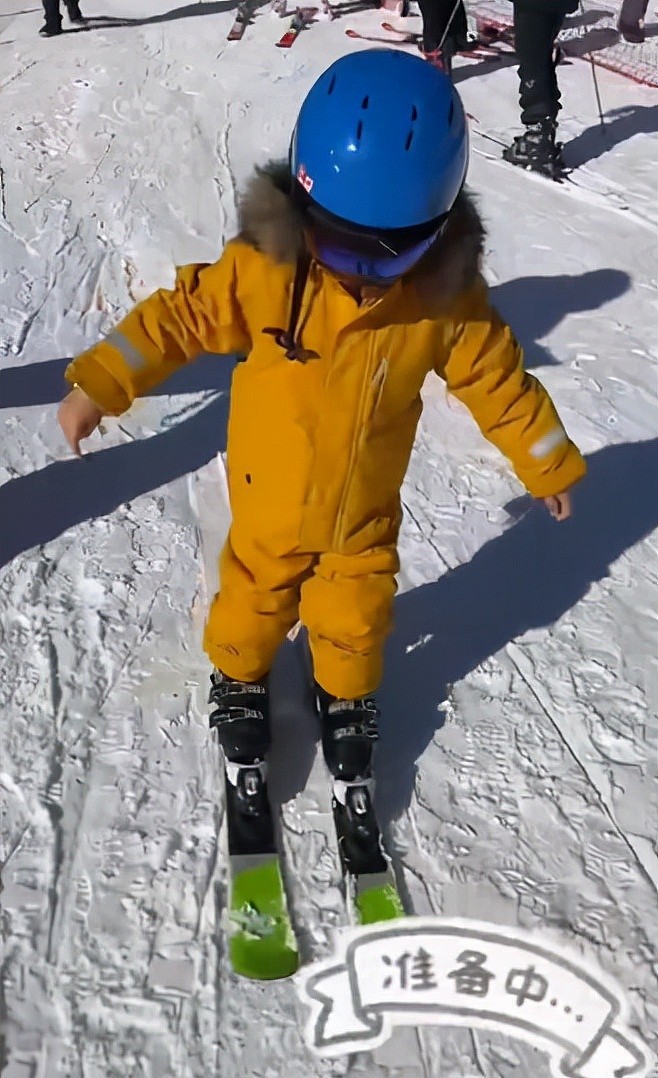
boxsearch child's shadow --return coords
[490,268,630,369]
[0,355,236,568]
[375,437,658,828]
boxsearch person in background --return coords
[40,0,86,37]
[503,0,577,178]
[417,0,469,72]
[618,0,649,41]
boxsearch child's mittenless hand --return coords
[542,490,573,521]
[58,386,104,456]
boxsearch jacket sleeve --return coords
[65,243,251,415]
[437,275,587,498]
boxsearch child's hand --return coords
[58,386,104,456]
[542,491,573,521]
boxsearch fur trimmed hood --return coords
[237,159,486,301]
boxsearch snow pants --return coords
[203,530,399,699]
[417,0,468,52]
[513,0,577,123]
[41,0,80,31]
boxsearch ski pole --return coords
[578,0,607,133]
[438,0,465,48]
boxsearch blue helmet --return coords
[290,49,469,232]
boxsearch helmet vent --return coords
[361,95,370,109]
[410,105,418,121]
[448,99,454,124]
[328,74,337,94]
[356,120,364,142]
[405,130,414,151]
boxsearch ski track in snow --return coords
[1,0,657,1075]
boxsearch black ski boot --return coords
[209,670,273,853]
[503,118,566,180]
[316,687,385,875]
[39,20,62,35]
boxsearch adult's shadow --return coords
[0,354,237,568]
[563,104,658,169]
[561,21,658,59]
[453,50,518,85]
[375,438,658,829]
[490,268,630,369]
[60,1,256,33]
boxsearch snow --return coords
[1,1,657,1075]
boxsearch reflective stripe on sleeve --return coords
[529,428,568,459]
[106,329,148,371]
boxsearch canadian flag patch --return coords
[297,165,314,193]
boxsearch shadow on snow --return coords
[490,268,630,369]
[0,355,236,568]
[376,436,658,824]
[562,104,658,169]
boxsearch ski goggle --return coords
[310,222,443,284]
[291,170,449,284]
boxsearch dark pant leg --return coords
[42,0,62,29]
[513,4,567,123]
[418,0,468,51]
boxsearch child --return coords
[58,50,586,826]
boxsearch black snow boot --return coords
[39,20,62,35]
[315,686,379,782]
[209,669,271,817]
[503,118,566,180]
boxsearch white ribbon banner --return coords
[297,918,650,1076]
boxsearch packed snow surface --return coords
[1,0,657,1075]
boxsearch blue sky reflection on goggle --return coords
[313,229,440,283]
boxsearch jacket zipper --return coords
[332,345,385,549]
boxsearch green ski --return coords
[227,852,298,979]
[223,767,298,980]
[355,869,405,925]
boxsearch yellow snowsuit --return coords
[66,165,586,698]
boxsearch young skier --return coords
[58,50,586,838]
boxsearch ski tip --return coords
[229,935,299,980]
[355,882,405,924]
[228,856,299,980]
